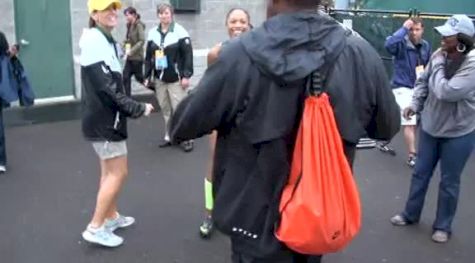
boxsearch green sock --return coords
[204,178,214,210]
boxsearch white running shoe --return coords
[105,214,135,232]
[82,225,123,247]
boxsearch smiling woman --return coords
[391,14,475,244]
[79,0,154,248]
[199,7,252,240]
[88,1,120,29]
[143,3,194,152]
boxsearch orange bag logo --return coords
[275,93,362,255]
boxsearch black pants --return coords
[0,106,5,166]
[122,60,144,96]
[231,142,355,263]
[231,251,322,263]
[343,140,356,169]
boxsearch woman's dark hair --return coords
[225,8,251,26]
[457,33,475,54]
[0,31,9,56]
[89,17,96,28]
[445,33,474,78]
[124,6,141,20]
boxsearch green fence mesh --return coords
[330,11,474,78]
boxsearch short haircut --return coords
[411,17,424,27]
[157,3,174,15]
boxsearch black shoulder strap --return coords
[306,24,352,97]
[306,62,333,97]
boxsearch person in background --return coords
[80,0,154,247]
[199,7,252,239]
[0,31,19,174]
[383,17,432,167]
[169,0,400,261]
[122,6,146,96]
[144,3,194,152]
[391,14,475,244]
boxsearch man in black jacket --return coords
[170,0,400,262]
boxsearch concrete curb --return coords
[4,93,158,127]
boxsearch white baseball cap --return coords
[435,14,475,37]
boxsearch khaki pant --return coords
[154,81,188,140]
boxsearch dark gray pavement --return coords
[0,114,473,263]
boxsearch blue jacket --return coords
[0,55,35,106]
[385,27,431,89]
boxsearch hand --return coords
[8,45,18,57]
[125,50,131,57]
[180,78,190,90]
[403,107,416,120]
[403,19,414,30]
[143,79,150,87]
[143,103,154,117]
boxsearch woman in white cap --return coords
[80,0,154,247]
[391,14,475,243]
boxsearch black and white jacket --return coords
[144,22,193,83]
[80,27,145,142]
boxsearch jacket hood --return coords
[241,11,347,82]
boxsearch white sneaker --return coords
[390,214,410,226]
[105,214,135,232]
[432,230,450,243]
[82,225,123,247]
[0,165,6,173]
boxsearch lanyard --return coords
[416,45,423,66]
[157,22,174,49]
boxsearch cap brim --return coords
[113,1,122,10]
[96,1,122,12]
[434,25,458,37]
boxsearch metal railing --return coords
[330,8,475,19]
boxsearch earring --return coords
[456,43,466,53]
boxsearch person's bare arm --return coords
[207,44,222,66]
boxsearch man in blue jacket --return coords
[384,17,431,167]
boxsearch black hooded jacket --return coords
[170,12,400,257]
[80,27,145,142]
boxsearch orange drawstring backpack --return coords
[275,70,361,255]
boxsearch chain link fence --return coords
[329,9,475,77]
